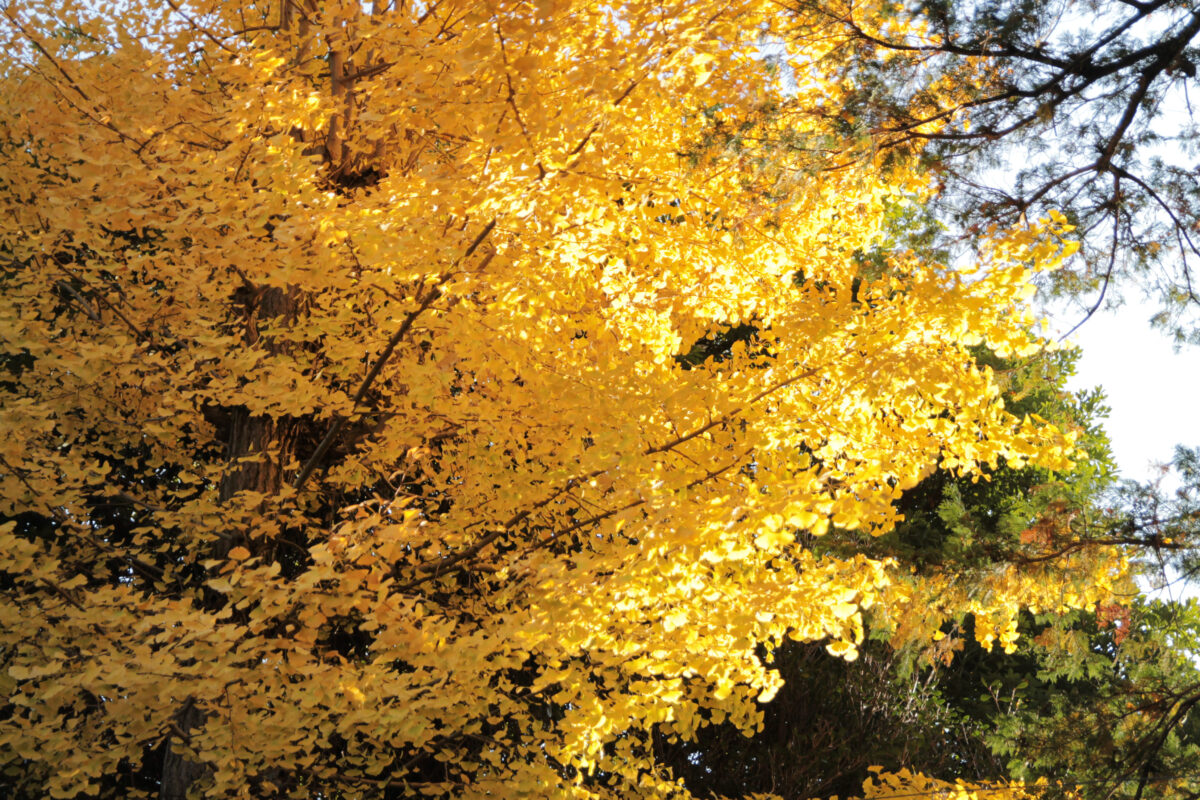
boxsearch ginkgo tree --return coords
[0,0,1128,798]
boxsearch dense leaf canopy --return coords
[0,1,1172,799]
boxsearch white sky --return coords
[1053,298,1200,604]
[1050,297,1200,486]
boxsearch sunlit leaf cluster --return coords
[0,0,1129,797]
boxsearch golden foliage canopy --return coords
[0,0,1124,797]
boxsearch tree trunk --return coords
[160,700,206,800]
[160,286,302,799]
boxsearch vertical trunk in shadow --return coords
[160,286,302,799]
[160,701,205,800]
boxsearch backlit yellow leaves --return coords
[862,768,1066,800]
[0,0,1127,797]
